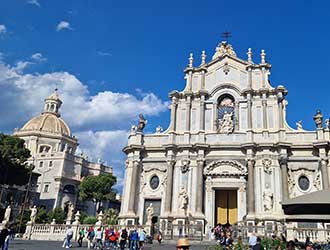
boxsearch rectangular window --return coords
[44,184,50,193]
[191,108,197,131]
[39,161,43,168]
[180,109,186,131]
[49,161,53,168]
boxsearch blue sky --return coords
[0,0,330,191]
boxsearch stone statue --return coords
[146,203,154,225]
[180,159,190,174]
[313,110,323,129]
[66,202,74,222]
[2,205,11,223]
[130,125,136,135]
[219,111,234,134]
[296,120,303,131]
[263,184,273,211]
[325,119,330,130]
[156,125,163,133]
[30,205,37,224]
[137,114,147,132]
[179,187,189,210]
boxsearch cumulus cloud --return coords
[26,0,41,7]
[0,55,168,192]
[56,21,72,32]
[31,52,47,62]
[0,25,6,35]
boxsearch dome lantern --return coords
[43,88,62,117]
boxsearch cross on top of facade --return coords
[221,31,232,42]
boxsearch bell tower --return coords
[43,88,62,116]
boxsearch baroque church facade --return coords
[119,41,330,231]
[14,90,112,213]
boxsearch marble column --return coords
[127,161,139,214]
[164,160,175,215]
[185,95,191,132]
[247,93,253,129]
[247,159,255,215]
[200,70,206,90]
[199,95,205,131]
[196,159,204,215]
[262,93,268,129]
[169,97,177,132]
[320,159,329,189]
[279,158,289,201]
[213,102,218,131]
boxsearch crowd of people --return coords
[63,226,162,249]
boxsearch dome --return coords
[20,112,71,136]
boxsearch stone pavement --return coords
[9,240,215,250]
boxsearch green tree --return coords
[104,208,119,225]
[83,216,97,225]
[0,133,31,186]
[36,207,48,224]
[48,207,66,224]
[79,174,117,211]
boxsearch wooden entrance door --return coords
[215,190,237,225]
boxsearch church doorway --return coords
[215,190,237,226]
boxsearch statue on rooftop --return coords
[137,114,147,132]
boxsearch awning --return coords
[282,189,330,216]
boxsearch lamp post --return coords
[17,157,35,234]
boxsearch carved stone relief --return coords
[262,159,272,175]
[180,159,190,174]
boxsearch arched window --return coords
[217,95,235,133]
[39,145,51,153]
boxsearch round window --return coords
[150,175,160,190]
[298,175,310,191]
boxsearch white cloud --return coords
[26,0,41,7]
[31,52,47,62]
[97,51,112,57]
[0,25,6,35]
[0,55,168,192]
[56,21,72,32]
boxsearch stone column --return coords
[213,102,218,131]
[277,93,284,129]
[164,160,175,215]
[199,95,205,131]
[188,71,193,91]
[279,158,289,201]
[262,93,268,129]
[320,159,329,189]
[185,95,191,132]
[200,70,206,90]
[169,97,177,132]
[247,159,255,215]
[127,161,139,214]
[247,93,253,129]
[196,159,204,215]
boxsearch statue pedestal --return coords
[24,221,33,240]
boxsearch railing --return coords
[293,228,330,243]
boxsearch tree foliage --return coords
[79,174,117,203]
[48,207,66,224]
[0,133,31,185]
[104,208,119,225]
[83,216,97,225]
[36,207,48,224]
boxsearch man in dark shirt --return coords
[0,226,10,250]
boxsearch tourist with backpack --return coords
[77,228,85,247]
[120,228,128,250]
[87,226,95,249]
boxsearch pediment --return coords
[204,160,247,177]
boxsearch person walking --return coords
[119,228,128,250]
[95,227,103,250]
[77,227,85,247]
[65,226,74,248]
[156,231,162,244]
[252,237,264,250]
[129,229,138,250]
[87,226,95,249]
[0,225,10,250]
[138,229,146,250]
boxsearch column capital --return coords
[196,157,205,166]
[247,158,255,166]
[319,158,328,166]
[278,156,288,165]
[166,159,176,167]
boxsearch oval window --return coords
[298,175,310,191]
[150,175,160,190]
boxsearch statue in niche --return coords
[218,97,235,134]
[67,202,74,222]
[263,184,273,211]
[3,205,11,223]
[179,187,189,210]
[146,203,154,225]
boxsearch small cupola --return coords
[43,88,62,116]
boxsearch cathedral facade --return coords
[14,91,112,213]
[119,41,330,232]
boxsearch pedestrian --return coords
[219,231,226,246]
[95,227,103,249]
[119,228,128,250]
[306,242,314,250]
[65,226,74,248]
[287,240,295,250]
[225,231,233,249]
[249,233,257,248]
[156,231,162,244]
[109,229,117,249]
[139,229,146,250]
[129,228,138,250]
[87,226,95,249]
[78,227,85,247]
[252,237,264,250]
[0,225,10,250]
[104,227,111,250]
